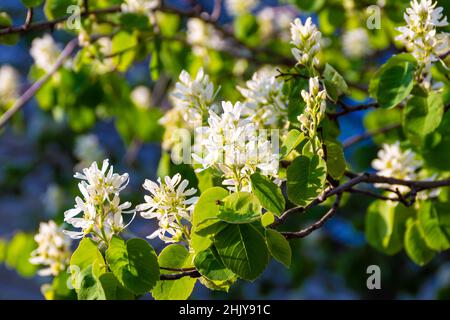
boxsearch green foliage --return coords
[194,247,235,281]
[70,238,105,273]
[151,244,197,300]
[234,13,260,46]
[250,172,285,216]
[106,236,159,295]
[417,201,450,251]
[4,232,37,278]
[369,54,416,109]
[214,224,269,281]
[21,0,44,7]
[322,64,348,102]
[265,229,292,267]
[99,273,135,300]
[404,219,435,266]
[77,265,106,300]
[192,187,229,231]
[287,154,327,207]
[280,129,305,159]
[112,32,138,72]
[324,140,346,179]
[217,192,262,224]
[0,12,19,45]
[44,0,78,20]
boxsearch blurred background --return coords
[1,0,450,299]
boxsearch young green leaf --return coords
[287,154,327,207]
[77,265,106,300]
[214,224,269,281]
[217,192,262,223]
[106,236,159,295]
[250,172,285,216]
[324,140,346,179]
[418,201,450,251]
[194,246,235,281]
[70,238,105,273]
[404,219,435,266]
[0,12,19,45]
[192,187,229,229]
[322,64,348,102]
[280,129,304,159]
[99,273,135,300]
[265,229,292,267]
[151,244,196,300]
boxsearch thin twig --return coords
[342,123,401,149]
[0,39,79,129]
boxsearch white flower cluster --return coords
[298,77,327,139]
[121,0,159,14]
[372,142,422,194]
[193,101,280,192]
[30,220,72,277]
[290,17,322,69]
[187,18,226,58]
[0,65,19,107]
[342,28,373,58]
[30,34,61,73]
[396,0,449,69]
[225,0,259,16]
[136,174,198,243]
[257,6,297,41]
[64,160,133,243]
[238,67,288,129]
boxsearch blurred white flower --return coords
[193,101,280,192]
[290,17,322,68]
[298,77,327,138]
[30,34,61,73]
[136,173,198,243]
[258,6,298,41]
[372,142,422,194]
[342,28,373,58]
[30,220,71,277]
[64,159,133,243]
[74,134,106,166]
[94,37,115,74]
[131,85,152,109]
[225,0,259,16]
[187,18,225,57]
[121,0,159,14]
[238,66,288,128]
[396,0,449,70]
[42,184,66,216]
[0,65,20,106]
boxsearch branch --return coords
[282,193,342,239]
[342,123,401,149]
[328,102,379,119]
[159,269,201,281]
[0,38,79,129]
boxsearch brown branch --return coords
[342,123,401,149]
[328,102,379,119]
[210,0,223,22]
[282,193,342,239]
[0,38,79,129]
[159,269,201,281]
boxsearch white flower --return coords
[396,0,449,70]
[30,34,61,73]
[372,142,422,194]
[64,159,133,242]
[238,66,288,128]
[121,0,159,14]
[0,65,19,106]
[30,221,71,277]
[131,85,151,109]
[257,6,297,41]
[225,0,259,16]
[290,17,322,68]
[298,77,327,138]
[136,173,198,243]
[342,28,373,58]
[168,68,217,129]
[93,37,115,74]
[187,18,225,57]
[193,101,280,192]
[74,134,106,166]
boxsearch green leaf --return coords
[112,31,138,72]
[365,200,412,255]
[234,13,259,46]
[106,236,159,295]
[292,0,325,11]
[99,272,135,300]
[0,12,19,45]
[46,273,76,300]
[151,244,196,300]
[70,238,105,274]
[322,64,348,102]
[192,187,229,230]
[44,0,78,19]
[261,212,275,227]
[369,54,416,109]
[324,140,346,179]
[198,276,237,292]
[194,247,235,281]
[280,129,304,159]
[119,13,150,30]
[217,192,262,224]
[418,201,450,251]
[265,229,291,267]
[0,239,7,263]
[404,219,435,266]
[5,232,37,278]
[21,0,44,7]
[214,224,269,281]
[287,154,327,207]
[250,173,285,216]
[403,92,444,144]
[77,265,106,300]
